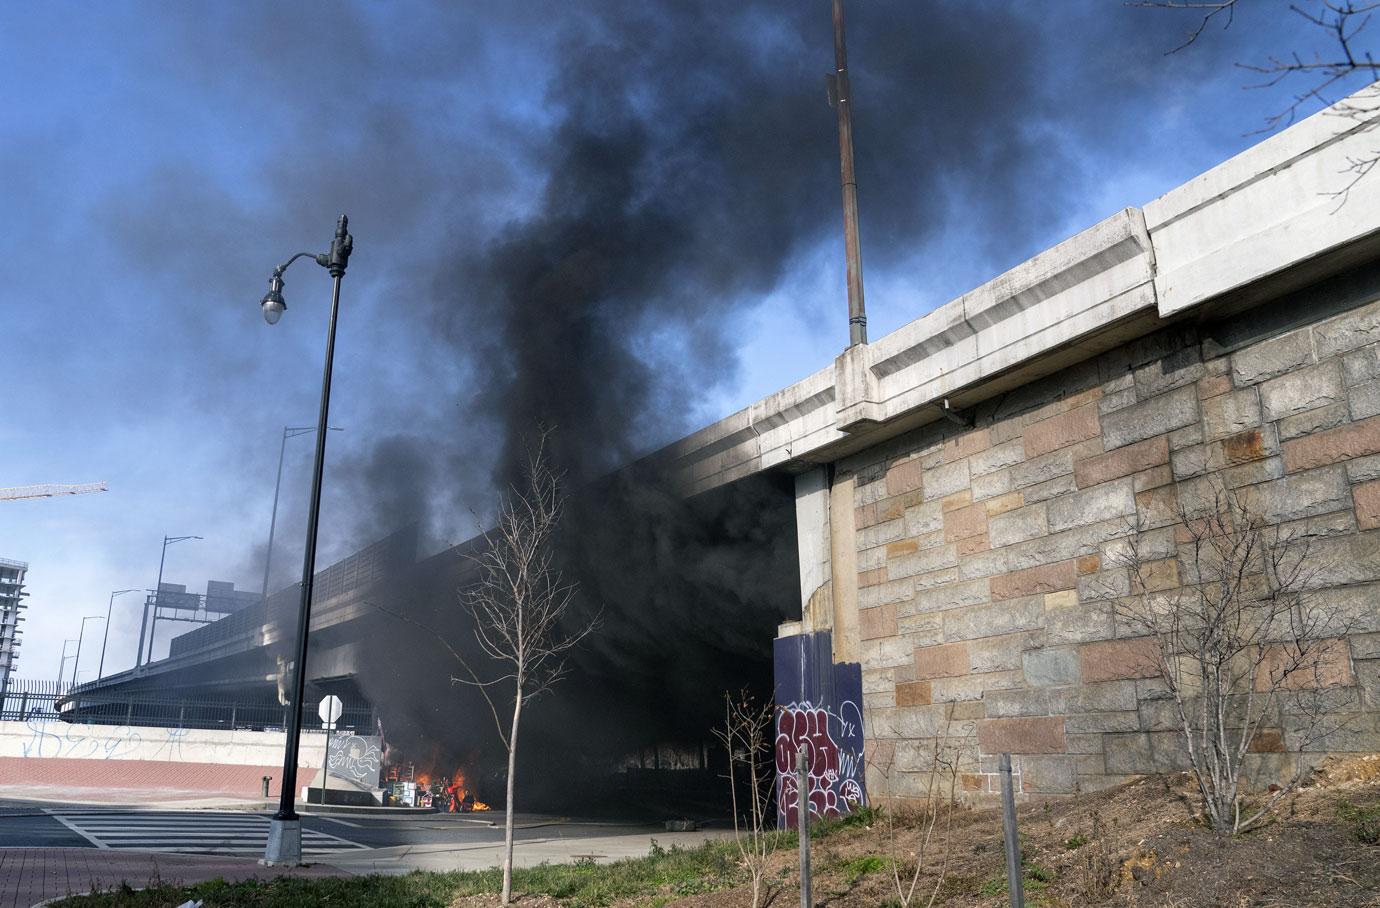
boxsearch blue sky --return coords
[0,1,1359,683]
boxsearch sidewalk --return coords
[323,827,732,875]
[0,848,347,908]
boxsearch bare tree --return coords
[1132,0,1380,195]
[365,430,596,902]
[450,429,598,904]
[712,690,779,908]
[1103,481,1350,834]
[367,431,597,902]
[869,724,960,907]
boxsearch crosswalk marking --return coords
[47,811,367,856]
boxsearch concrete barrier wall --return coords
[0,719,326,769]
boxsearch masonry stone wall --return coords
[843,289,1380,800]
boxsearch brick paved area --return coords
[0,758,310,802]
[0,848,347,907]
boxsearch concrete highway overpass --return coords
[53,83,1380,811]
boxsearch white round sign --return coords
[318,694,343,727]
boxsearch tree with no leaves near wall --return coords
[713,690,779,908]
[1103,480,1352,834]
[454,428,599,904]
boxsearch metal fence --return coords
[0,679,375,733]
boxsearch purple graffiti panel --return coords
[773,630,865,828]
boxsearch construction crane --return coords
[0,482,108,502]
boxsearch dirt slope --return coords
[667,756,1380,908]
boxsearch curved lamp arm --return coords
[273,251,330,278]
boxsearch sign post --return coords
[317,695,343,807]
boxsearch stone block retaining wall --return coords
[846,293,1380,799]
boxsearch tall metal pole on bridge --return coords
[97,589,138,680]
[138,534,200,668]
[261,425,341,600]
[830,0,868,348]
[71,615,103,687]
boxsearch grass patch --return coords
[830,853,891,884]
[978,861,1058,900]
[57,838,748,907]
[1062,832,1088,850]
[812,804,881,839]
[1339,801,1380,845]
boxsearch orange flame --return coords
[439,767,493,811]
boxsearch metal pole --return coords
[274,224,347,827]
[71,629,84,687]
[319,721,332,806]
[71,617,99,687]
[262,428,292,599]
[1000,753,1025,908]
[57,641,74,684]
[137,537,169,668]
[832,0,867,347]
[797,746,811,908]
[98,591,117,679]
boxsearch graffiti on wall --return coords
[774,631,866,828]
[326,734,383,788]
[774,700,865,824]
[15,717,185,760]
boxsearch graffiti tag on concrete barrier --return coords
[18,717,144,760]
[327,734,383,786]
[775,699,866,826]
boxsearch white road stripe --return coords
[319,816,364,828]
[49,810,367,854]
[51,814,109,849]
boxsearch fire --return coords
[444,767,492,812]
[388,755,492,811]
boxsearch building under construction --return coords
[0,558,28,697]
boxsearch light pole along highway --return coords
[257,215,353,866]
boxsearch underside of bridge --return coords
[354,469,800,818]
[64,470,800,819]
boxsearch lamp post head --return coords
[327,214,353,278]
[261,272,287,325]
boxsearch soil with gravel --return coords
[623,755,1380,907]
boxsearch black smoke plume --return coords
[341,1,1258,809]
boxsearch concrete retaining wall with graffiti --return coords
[322,733,383,792]
[0,718,326,768]
[774,631,866,828]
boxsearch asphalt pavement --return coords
[0,807,731,874]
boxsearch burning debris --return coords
[384,756,493,812]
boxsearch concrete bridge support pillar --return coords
[792,467,859,664]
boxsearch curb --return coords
[302,803,437,817]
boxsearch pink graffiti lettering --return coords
[776,706,842,823]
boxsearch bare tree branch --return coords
[868,713,961,907]
[1126,0,1244,54]
[1095,478,1352,834]
[1135,0,1380,199]
[365,600,512,749]
[713,690,779,908]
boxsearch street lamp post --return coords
[97,590,138,680]
[71,615,104,687]
[57,639,76,687]
[259,214,353,866]
[262,425,342,600]
[137,534,201,668]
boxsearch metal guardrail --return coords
[1,679,375,732]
